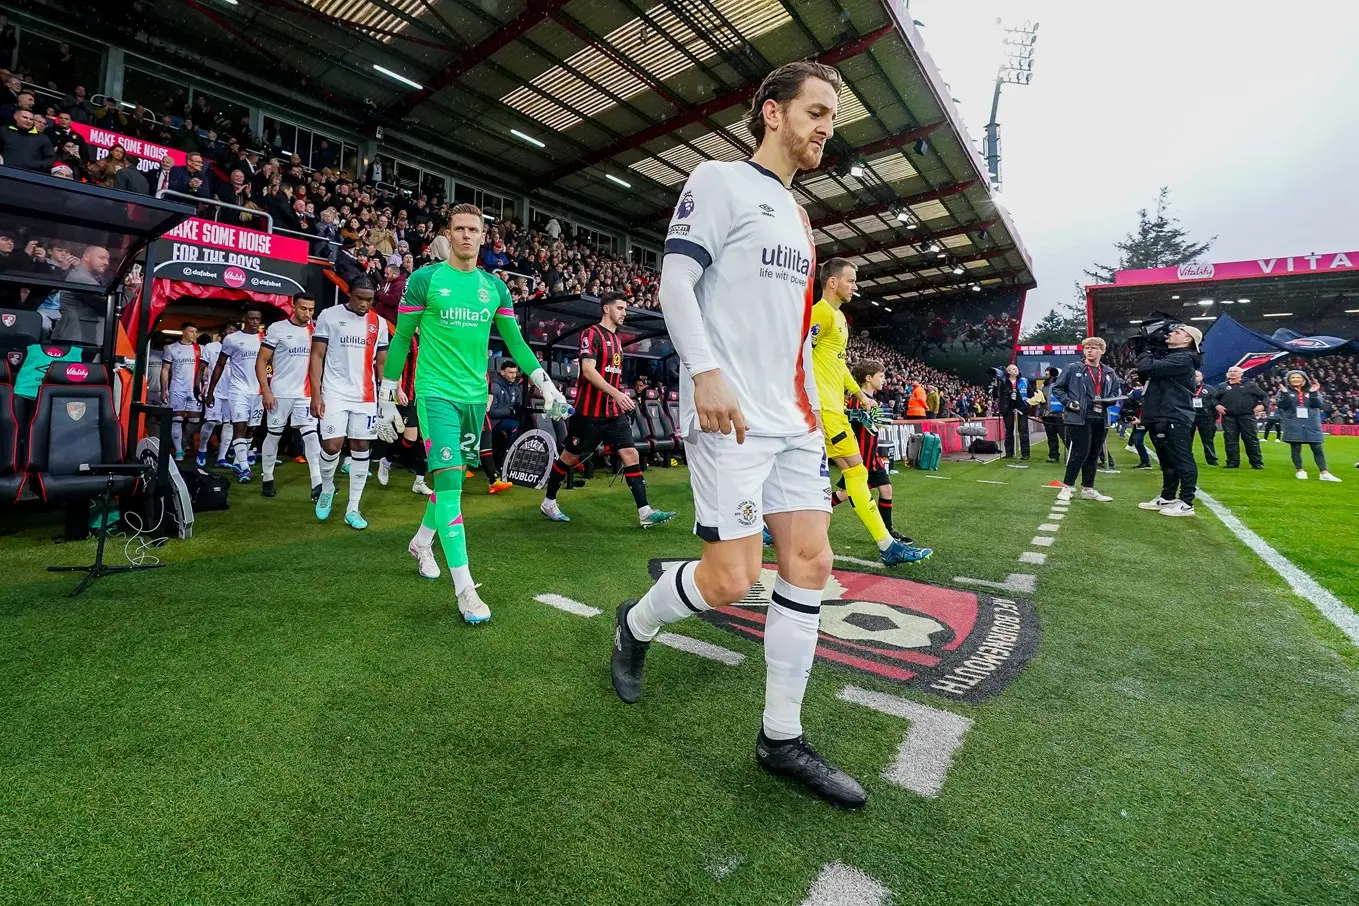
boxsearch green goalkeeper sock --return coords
[432,467,473,591]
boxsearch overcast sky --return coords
[907,0,1359,328]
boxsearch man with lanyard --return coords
[1050,336,1119,502]
[998,363,1031,460]
[1189,370,1219,466]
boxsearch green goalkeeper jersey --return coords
[383,262,543,403]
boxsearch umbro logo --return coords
[439,288,452,296]
[759,204,775,217]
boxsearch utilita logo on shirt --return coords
[439,306,492,327]
[759,245,811,284]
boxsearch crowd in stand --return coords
[845,333,994,418]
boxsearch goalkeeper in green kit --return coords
[378,203,570,624]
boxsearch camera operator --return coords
[1135,324,1203,517]
[1213,366,1268,468]
[1051,336,1119,502]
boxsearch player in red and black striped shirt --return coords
[375,332,435,496]
[832,359,913,544]
[541,293,676,528]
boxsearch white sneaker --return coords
[377,458,391,487]
[1124,445,1137,453]
[1080,487,1112,502]
[412,476,433,496]
[1139,495,1175,511]
[1319,471,1342,483]
[1296,470,1308,480]
[457,585,491,624]
[1159,500,1195,517]
[540,499,571,522]
[1056,485,1074,502]
[408,540,440,579]
[1273,438,1281,443]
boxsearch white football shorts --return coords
[319,397,377,441]
[685,429,830,542]
[266,397,315,432]
[167,387,201,414]
[227,392,264,428]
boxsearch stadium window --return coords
[14,30,102,97]
[123,66,183,122]
[629,246,658,270]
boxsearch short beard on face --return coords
[780,122,821,170]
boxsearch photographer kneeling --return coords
[1135,323,1203,517]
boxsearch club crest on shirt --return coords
[478,288,489,303]
[439,446,453,462]
[676,191,695,220]
[735,500,758,527]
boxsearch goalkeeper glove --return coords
[376,378,405,443]
[529,367,572,421]
[847,405,889,434]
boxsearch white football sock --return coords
[218,423,235,460]
[301,428,322,487]
[319,449,340,494]
[451,565,474,593]
[261,429,283,480]
[347,450,370,513]
[198,421,218,454]
[762,576,822,741]
[627,561,709,642]
[412,524,436,548]
[232,436,251,469]
[170,416,184,453]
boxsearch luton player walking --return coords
[609,61,868,809]
[541,292,676,527]
[256,293,321,498]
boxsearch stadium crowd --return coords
[845,333,995,418]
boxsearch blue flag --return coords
[1199,315,1358,383]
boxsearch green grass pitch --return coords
[1,436,1356,905]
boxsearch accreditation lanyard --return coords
[1296,390,1309,419]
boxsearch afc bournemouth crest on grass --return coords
[649,560,1038,703]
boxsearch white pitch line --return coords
[1037,523,1060,532]
[976,479,1007,485]
[838,685,974,798]
[835,553,882,568]
[532,594,601,618]
[1195,489,1359,646]
[1047,513,1065,520]
[953,573,1037,595]
[799,862,890,906]
[925,474,951,480]
[1030,535,1055,547]
[1019,551,1047,565]
[655,632,745,666]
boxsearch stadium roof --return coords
[1087,251,1359,340]
[131,0,1035,302]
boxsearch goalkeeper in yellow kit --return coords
[811,259,931,566]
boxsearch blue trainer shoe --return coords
[315,490,334,521]
[233,465,252,484]
[344,510,368,530]
[880,540,932,566]
[195,452,207,468]
[641,510,676,528]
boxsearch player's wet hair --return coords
[852,359,885,385]
[745,61,843,146]
[349,274,376,294]
[821,257,854,282]
[447,203,484,224]
[180,321,196,330]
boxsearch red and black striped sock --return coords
[623,464,648,509]
[545,459,569,500]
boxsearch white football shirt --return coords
[261,319,314,399]
[664,160,818,438]
[161,341,198,394]
[313,304,389,404]
[201,341,227,395]
[220,330,262,395]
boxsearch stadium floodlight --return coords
[218,0,239,4]
[1190,316,1216,322]
[373,64,423,90]
[1262,312,1293,317]
[895,210,912,223]
[1345,308,1359,313]
[870,300,880,306]
[1220,299,1234,304]
[924,243,939,253]
[850,163,865,178]
[951,266,964,275]
[1198,299,1213,305]
[970,284,981,292]
[884,306,893,312]
[161,329,183,336]
[1238,298,1250,304]
[1170,294,1180,300]
[511,129,545,148]
[605,174,632,188]
[937,251,947,258]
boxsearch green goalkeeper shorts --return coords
[417,397,487,472]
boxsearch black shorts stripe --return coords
[830,430,848,445]
[696,522,721,542]
[771,590,820,615]
[674,562,701,613]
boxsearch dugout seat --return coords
[25,363,139,503]
[666,391,681,432]
[0,308,43,361]
[641,389,675,459]
[0,359,24,505]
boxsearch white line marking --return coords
[976,479,1007,485]
[1196,489,1359,646]
[799,862,890,906]
[834,553,881,568]
[1037,523,1060,532]
[1030,535,1055,547]
[924,474,951,480]
[1019,551,1047,565]
[655,632,745,666]
[953,573,1037,595]
[838,685,974,798]
[1047,513,1065,520]
[532,594,601,618]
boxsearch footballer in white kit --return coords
[610,61,868,811]
[256,293,322,498]
[309,276,388,529]
[199,335,226,423]
[197,327,236,468]
[206,308,265,481]
[159,322,200,460]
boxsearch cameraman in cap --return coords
[1135,323,1203,517]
